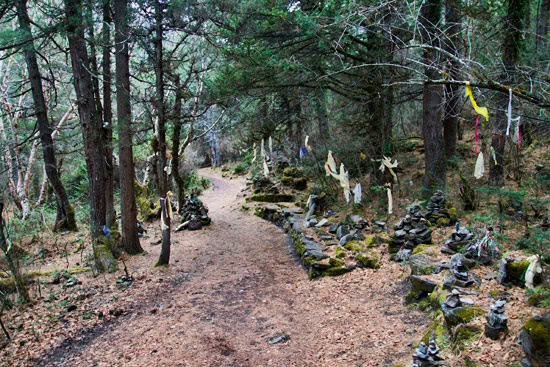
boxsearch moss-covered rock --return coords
[445,306,485,328]
[356,251,379,268]
[421,314,450,346]
[452,325,482,352]
[521,315,550,367]
[364,234,376,247]
[335,247,346,259]
[282,166,303,178]
[250,193,295,203]
[409,255,437,275]
[412,244,437,256]
[280,176,293,186]
[292,178,308,191]
[436,217,451,226]
[93,236,118,273]
[428,285,448,310]
[343,240,365,252]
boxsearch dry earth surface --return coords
[7,168,430,367]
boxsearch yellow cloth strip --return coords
[465,82,489,122]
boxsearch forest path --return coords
[37,169,426,367]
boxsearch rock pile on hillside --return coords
[441,223,474,254]
[425,190,456,226]
[176,197,211,231]
[390,205,432,255]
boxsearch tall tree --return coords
[420,0,446,192]
[443,0,462,161]
[64,0,108,247]
[153,0,171,266]
[114,0,143,254]
[14,0,76,231]
[536,0,550,53]
[489,0,527,186]
[103,0,116,228]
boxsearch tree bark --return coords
[115,0,143,254]
[315,88,329,141]
[172,75,186,212]
[489,0,527,186]
[0,202,29,304]
[421,0,446,193]
[536,0,550,54]
[154,0,171,266]
[443,0,462,161]
[15,0,76,231]
[103,0,116,229]
[64,0,107,239]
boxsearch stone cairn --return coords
[440,289,475,326]
[413,334,446,367]
[485,300,508,340]
[443,253,477,289]
[390,205,432,255]
[425,191,454,226]
[441,222,474,255]
[176,196,211,231]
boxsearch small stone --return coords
[267,333,290,344]
[336,225,349,240]
[315,218,330,227]
[66,304,77,312]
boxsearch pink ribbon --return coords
[475,115,479,155]
[518,121,521,149]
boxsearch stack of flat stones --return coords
[176,197,211,231]
[390,205,432,254]
[425,191,453,226]
[441,223,474,254]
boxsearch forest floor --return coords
[3,168,431,367]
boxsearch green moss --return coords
[283,166,303,178]
[489,289,500,298]
[250,194,295,203]
[453,325,482,352]
[322,266,349,277]
[428,286,448,310]
[241,205,250,211]
[524,318,550,355]
[422,314,449,347]
[93,236,118,273]
[454,306,486,324]
[364,235,376,247]
[507,260,529,285]
[343,240,365,252]
[412,244,434,256]
[448,207,458,222]
[335,247,346,259]
[292,178,308,190]
[436,217,451,226]
[356,251,379,268]
[280,176,293,186]
[329,258,345,267]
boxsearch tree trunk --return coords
[65,0,107,240]
[421,0,446,193]
[154,0,171,266]
[489,0,527,186]
[115,0,143,254]
[0,202,29,304]
[172,75,186,212]
[15,0,76,231]
[443,0,462,161]
[315,88,329,141]
[536,0,550,54]
[103,0,116,229]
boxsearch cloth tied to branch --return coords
[252,143,257,163]
[339,163,350,203]
[474,152,484,179]
[379,156,398,183]
[260,138,265,160]
[465,82,489,122]
[160,193,173,231]
[386,183,393,214]
[506,88,522,148]
[324,151,338,178]
[353,183,362,204]
[263,160,269,177]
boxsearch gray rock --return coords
[409,255,436,275]
[336,225,349,240]
[395,229,407,238]
[351,215,363,223]
[267,334,290,344]
[175,223,187,232]
[187,218,202,231]
[315,218,330,227]
[410,275,438,293]
[328,223,339,234]
[308,218,318,226]
[320,235,333,241]
[395,249,412,262]
[339,234,353,246]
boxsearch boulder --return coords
[520,314,550,367]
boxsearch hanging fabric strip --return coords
[268,136,273,157]
[339,164,350,203]
[379,156,398,183]
[299,147,309,160]
[325,151,338,177]
[386,184,393,214]
[353,183,362,204]
[474,152,484,179]
[506,88,513,136]
[518,120,521,149]
[252,143,257,163]
[305,135,312,152]
[263,160,269,177]
[474,115,479,155]
[490,146,497,165]
[511,117,521,144]
[160,195,172,231]
[260,138,265,160]
[465,82,489,122]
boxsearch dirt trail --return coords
[35,169,426,367]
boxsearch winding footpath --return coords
[36,169,426,367]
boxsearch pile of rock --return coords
[443,254,480,289]
[413,336,446,367]
[441,222,474,254]
[176,197,211,231]
[390,206,432,254]
[485,300,508,340]
[425,191,456,226]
